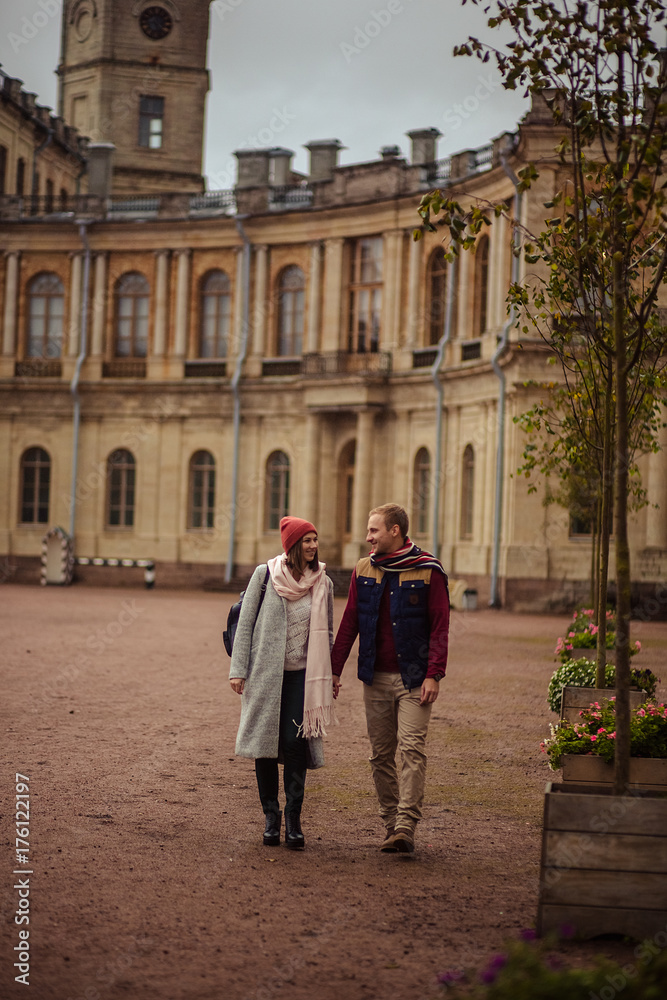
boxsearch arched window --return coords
[349,237,382,353]
[473,235,490,337]
[460,445,475,540]
[428,247,462,346]
[0,145,6,195]
[59,188,69,212]
[265,451,290,530]
[413,448,431,536]
[27,273,64,358]
[115,273,149,358]
[19,447,50,524]
[16,157,26,196]
[106,449,136,528]
[338,440,356,541]
[200,270,230,358]
[277,266,305,356]
[188,451,216,529]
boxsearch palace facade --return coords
[1,0,666,612]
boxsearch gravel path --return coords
[2,584,666,1000]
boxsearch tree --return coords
[418,0,667,793]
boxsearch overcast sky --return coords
[0,0,531,188]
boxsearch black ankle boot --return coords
[263,810,281,846]
[284,812,305,850]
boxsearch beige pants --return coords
[363,671,433,835]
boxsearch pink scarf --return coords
[267,554,336,739]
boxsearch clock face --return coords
[139,6,173,39]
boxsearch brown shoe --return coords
[380,830,398,852]
[392,828,415,854]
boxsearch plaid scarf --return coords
[370,538,447,579]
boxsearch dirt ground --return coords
[2,583,667,1000]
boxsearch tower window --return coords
[139,96,164,149]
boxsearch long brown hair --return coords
[286,534,318,577]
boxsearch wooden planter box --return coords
[537,782,667,939]
[561,755,667,792]
[560,685,646,723]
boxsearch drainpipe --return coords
[489,144,522,607]
[225,216,252,583]
[431,255,457,556]
[69,220,92,541]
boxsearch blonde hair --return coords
[369,503,409,540]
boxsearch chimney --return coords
[86,142,115,198]
[5,76,23,103]
[380,145,401,160]
[269,147,294,186]
[234,149,271,188]
[22,92,37,115]
[407,128,442,165]
[36,105,52,127]
[304,139,344,182]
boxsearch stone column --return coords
[405,232,422,349]
[1,252,20,374]
[301,412,321,523]
[646,409,667,549]
[152,250,171,357]
[490,213,510,330]
[66,253,83,358]
[230,246,245,366]
[321,237,344,352]
[382,230,402,350]
[252,244,268,359]
[89,252,108,378]
[173,249,191,357]
[306,241,322,353]
[344,408,375,565]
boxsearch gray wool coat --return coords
[229,564,334,768]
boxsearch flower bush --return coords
[541,699,667,771]
[554,608,641,662]
[434,931,667,999]
[547,657,659,715]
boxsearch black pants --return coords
[255,669,308,817]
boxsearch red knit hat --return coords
[280,516,317,554]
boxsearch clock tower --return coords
[57,0,213,194]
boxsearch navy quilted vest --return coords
[356,565,431,690]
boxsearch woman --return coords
[229,516,335,850]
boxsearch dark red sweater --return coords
[331,567,450,679]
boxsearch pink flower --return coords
[635,640,642,651]
[638,708,646,717]
[597,727,606,734]
[590,735,597,741]
[590,624,599,635]
[608,731,616,739]
[568,631,575,638]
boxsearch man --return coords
[331,503,450,854]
